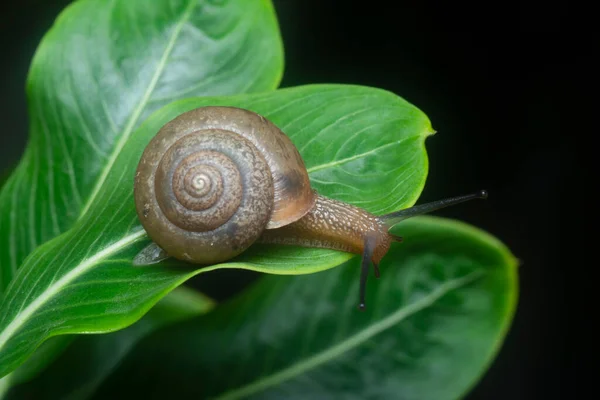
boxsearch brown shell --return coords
[154,106,315,228]
[134,106,315,264]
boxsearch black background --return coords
[0,1,594,399]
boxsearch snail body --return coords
[134,106,487,308]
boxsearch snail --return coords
[133,106,487,309]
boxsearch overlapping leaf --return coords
[70,216,517,400]
[0,84,434,378]
[0,0,283,292]
[3,287,213,399]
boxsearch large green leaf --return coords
[3,286,214,399]
[80,216,518,399]
[0,84,433,378]
[0,0,284,293]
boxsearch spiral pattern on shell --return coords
[135,130,274,265]
[134,106,315,265]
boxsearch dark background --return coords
[1,0,594,399]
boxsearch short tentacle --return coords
[373,262,381,279]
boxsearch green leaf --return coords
[2,286,214,399]
[0,84,433,378]
[0,337,72,389]
[0,337,72,399]
[0,0,284,293]
[91,216,518,400]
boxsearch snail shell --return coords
[134,106,315,264]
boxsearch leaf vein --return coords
[215,271,483,400]
[307,137,414,174]
[0,230,147,353]
[78,0,197,218]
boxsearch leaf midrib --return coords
[214,270,484,400]
[0,92,424,364]
[78,0,197,219]
[0,230,146,354]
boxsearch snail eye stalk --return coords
[382,190,488,227]
[360,190,488,310]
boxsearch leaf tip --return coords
[425,125,437,138]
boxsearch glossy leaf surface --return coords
[0,0,283,292]
[91,216,518,400]
[3,286,213,399]
[0,84,433,378]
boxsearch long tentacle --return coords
[381,190,488,227]
[359,234,378,310]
